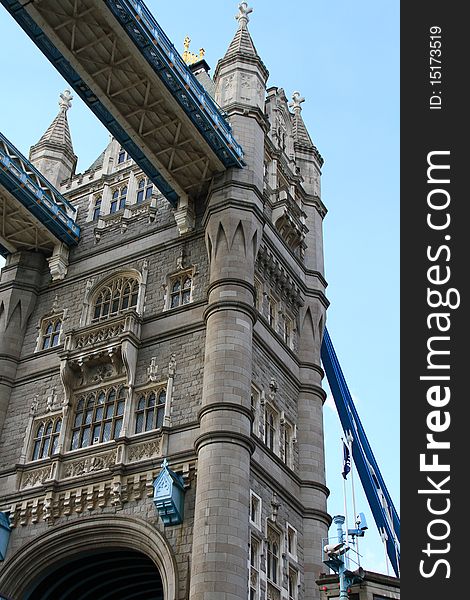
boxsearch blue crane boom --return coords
[321,327,400,577]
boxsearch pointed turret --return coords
[288,91,323,196]
[222,3,259,61]
[214,2,269,113]
[290,91,316,150]
[29,90,77,188]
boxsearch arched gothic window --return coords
[41,318,62,350]
[92,196,102,221]
[136,178,153,204]
[31,417,61,460]
[169,273,192,308]
[264,405,278,453]
[117,147,129,164]
[71,386,126,449]
[110,185,127,213]
[266,527,280,584]
[92,276,139,322]
[135,389,166,433]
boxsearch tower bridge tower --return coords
[0,3,329,599]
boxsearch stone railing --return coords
[64,312,141,353]
[19,435,164,491]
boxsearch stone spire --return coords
[29,90,77,188]
[214,2,268,112]
[289,91,316,150]
[222,2,259,60]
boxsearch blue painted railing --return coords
[121,0,243,160]
[1,0,244,207]
[105,0,244,165]
[0,131,80,248]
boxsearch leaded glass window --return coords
[169,273,192,308]
[267,526,280,585]
[71,386,126,449]
[93,196,102,221]
[284,421,294,468]
[118,147,129,164]
[264,405,278,453]
[250,491,261,528]
[288,568,298,600]
[267,296,276,327]
[249,536,260,600]
[41,318,62,350]
[92,276,139,322]
[283,315,292,347]
[251,385,260,437]
[287,525,297,558]
[32,417,61,460]
[136,178,153,204]
[135,389,166,433]
[110,185,127,213]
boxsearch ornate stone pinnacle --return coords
[236,1,253,28]
[289,91,305,113]
[59,89,73,112]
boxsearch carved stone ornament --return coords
[62,450,117,479]
[147,357,159,382]
[21,466,52,489]
[128,439,162,463]
[47,243,69,281]
[174,196,195,235]
[168,354,177,377]
[60,312,141,399]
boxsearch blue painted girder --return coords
[106,0,244,168]
[1,0,245,208]
[0,131,80,252]
[321,327,401,578]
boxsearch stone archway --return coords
[0,515,178,599]
[28,548,163,599]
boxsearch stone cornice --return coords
[206,278,255,298]
[194,430,256,455]
[198,402,253,423]
[203,299,257,325]
[221,102,270,132]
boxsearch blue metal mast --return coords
[321,327,400,577]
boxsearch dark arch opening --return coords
[27,548,164,600]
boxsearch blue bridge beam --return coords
[0,131,80,257]
[321,327,400,578]
[1,0,245,208]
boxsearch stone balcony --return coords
[271,189,308,255]
[60,311,142,393]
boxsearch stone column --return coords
[297,289,330,599]
[189,196,263,600]
[0,252,44,434]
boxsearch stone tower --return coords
[28,89,78,188]
[0,4,329,600]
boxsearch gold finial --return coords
[182,36,205,65]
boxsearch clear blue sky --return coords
[0,0,399,576]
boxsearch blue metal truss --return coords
[321,327,400,578]
[1,0,244,208]
[0,131,80,255]
[105,0,244,168]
